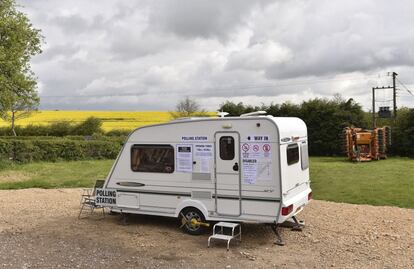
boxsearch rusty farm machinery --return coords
[342,126,391,162]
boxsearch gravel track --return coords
[0,188,412,268]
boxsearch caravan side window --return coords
[287,143,299,165]
[219,136,235,160]
[131,145,174,173]
[301,142,309,170]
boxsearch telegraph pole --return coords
[392,72,398,118]
[372,72,398,128]
[372,87,376,128]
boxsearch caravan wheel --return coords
[180,208,206,235]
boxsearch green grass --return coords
[0,157,413,208]
[0,160,113,189]
[310,157,414,208]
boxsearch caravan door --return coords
[215,132,241,216]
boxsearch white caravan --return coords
[102,112,312,241]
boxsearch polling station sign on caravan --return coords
[95,188,117,207]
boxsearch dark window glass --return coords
[219,136,235,160]
[131,145,174,173]
[287,143,299,165]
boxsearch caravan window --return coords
[287,143,299,165]
[219,136,235,160]
[301,142,309,170]
[131,145,174,173]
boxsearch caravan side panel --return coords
[104,117,288,223]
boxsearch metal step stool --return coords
[208,222,241,250]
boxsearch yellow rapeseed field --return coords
[0,111,176,131]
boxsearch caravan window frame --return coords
[130,144,175,173]
[219,136,235,160]
[286,143,299,165]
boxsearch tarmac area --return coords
[0,188,412,268]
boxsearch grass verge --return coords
[0,157,413,208]
[310,157,414,208]
[0,160,113,189]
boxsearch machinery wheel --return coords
[180,208,206,235]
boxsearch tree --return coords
[219,101,247,116]
[1,88,39,136]
[0,0,42,135]
[299,97,367,156]
[391,108,414,157]
[170,97,208,119]
[266,102,300,117]
[219,101,268,116]
[73,117,103,136]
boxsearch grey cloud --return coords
[50,14,91,34]
[16,0,414,111]
[109,32,179,60]
[252,0,414,79]
[148,0,271,41]
[35,44,80,62]
[226,41,292,71]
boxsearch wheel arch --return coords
[175,199,209,219]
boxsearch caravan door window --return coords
[131,145,174,173]
[287,143,299,165]
[219,136,235,160]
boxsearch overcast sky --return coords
[18,0,414,111]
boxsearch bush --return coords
[0,136,81,140]
[0,124,66,136]
[72,117,103,136]
[391,108,414,157]
[0,127,13,136]
[48,122,74,136]
[105,129,131,137]
[0,117,104,136]
[18,124,49,136]
[0,140,13,160]
[0,138,121,163]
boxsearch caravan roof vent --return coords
[217,111,229,118]
[240,111,267,117]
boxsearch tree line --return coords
[217,97,414,157]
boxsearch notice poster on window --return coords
[243,159,257,184]
[176,145,193,173]
[242,142,272,184]
[195,144,213,173]
[194,144,213,158]
[257,160,271,180]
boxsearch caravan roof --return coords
[130,115,307,143]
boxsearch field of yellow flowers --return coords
[0,111,176,131]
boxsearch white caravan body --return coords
[104,116,311,224]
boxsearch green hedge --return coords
[0,138,122,163]
[0,135,126,143]
[0,117,105,137]
[0,136,86,140]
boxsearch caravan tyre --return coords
[180,208,206,235]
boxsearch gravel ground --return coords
[0,188,413,269]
